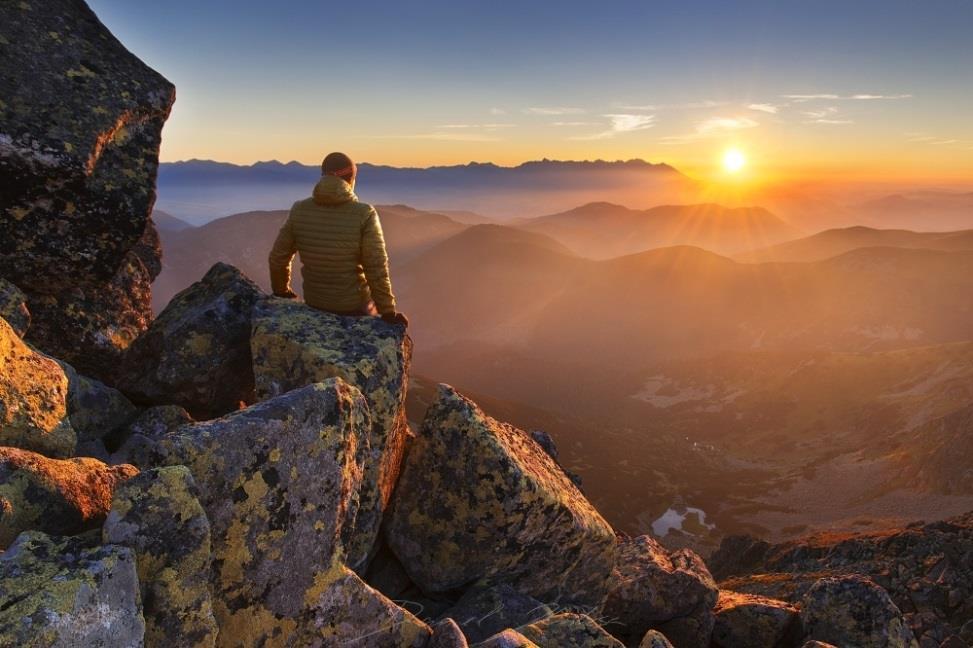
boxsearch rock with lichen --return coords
[251,297,412,571]
[0,280,30,337]
[800,575,918,648]
[638,630,674,648]
[0,0,174,375]
[0,446,137,549]
[440,584,552,644]
[110,404,194,466]
[428,618,470,648]
[711,590,801,648]
[56,359,137,442]
[474,629,541,648]
[117,263,262,419]
[386,384,616,609]
[516,613,624,648]
[0,318,76,457]
[103,465,217,647]
[302,561,431,646]
[134,380,373,645]
[601,534,718,645]
[0,531,145,646]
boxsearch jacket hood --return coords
[312,175,357,206]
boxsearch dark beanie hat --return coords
[321,152,356,182]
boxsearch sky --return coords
[88,0,973,182]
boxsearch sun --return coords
[722,148,746,173]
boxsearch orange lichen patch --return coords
[0,446,137,547]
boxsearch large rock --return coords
[103,465,217,647]
[386,385,615,608]
[117,263,262,419]
[475,629,540,648]
[601,534,718,643]
[0,446,137,548]
[441,584,553,644]
[800,575,918,648]
[110,404,194,467]
[712,590,801,648]
[429,618,470,648]
[57,359,137,442]
[0,279,29,337]
[251,297,412,571]
[0,531,145,646]
[516,613,624,648]
[132,380,373,645]
[638,630,675,648]
[1,0,174,373]
[0,318,75,457]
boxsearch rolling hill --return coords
[520,202,801,258]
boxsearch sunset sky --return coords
[88,0,973,181]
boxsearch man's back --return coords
[268,174,396,315]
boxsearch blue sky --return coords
[88,0,973,178]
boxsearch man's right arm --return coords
[268,212,298,298]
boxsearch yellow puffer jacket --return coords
[268,175,396,314]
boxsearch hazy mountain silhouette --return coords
[151,209,194,232]
[520,202,800,258]
[854,191,973,230]
[155,158,697,223]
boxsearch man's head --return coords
[321,152,356,185]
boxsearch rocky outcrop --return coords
[429,618,471,648]
[110,404,194,466]
[0,318,76,457]
[57,359,137,442]
[441,584,553,644]
[386,384,615,609]
[0,280,29,337]
[712,590,801,648]
[1,0,174,376]
[117,263,262,419]
[516,613,624,648]
[0,531,145,646]
[800,576,917,648]
[251,297,412,570]
[711,513,973,645]
[0,446,137,548]
[475,629,540,648]
[129,380,372,645]
[103,465,217,647]
[601,534,718,645]
[638,630,675,647]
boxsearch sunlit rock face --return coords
[385,384,616,610]
[251,297,413,572]
[0,0,174,377]
[0,446,138,549]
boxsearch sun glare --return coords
[723,148,746,173]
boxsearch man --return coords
[269,152,408,326]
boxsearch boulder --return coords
[117,263,262,419]
[0,531,144,646]
[386,385,615,608]
[800,575,918,648]
[1,0,174,373]
[109,404,194,466]
[653,601,715,648]
[103,466,217,647]
[0,279,29,337]
[474,629,540,648]
[638,630,675,648]
[441,584,553,644]
[429,618,471,648]
[516,613,624,648]
[251,297,412,570]
[712,590,801,648]
[601,535,718,642]
[57,359,137,441]
[363,538,415,600]
[134,380,373,645]
[0,318,75,457]
[298,562,431,647]
[0,446,137,548]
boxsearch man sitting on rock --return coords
[269,152,408,326]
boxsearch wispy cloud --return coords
[783,92,912,102]
[801,107,839,119]
[695,116,759,134]
[437,123,515,130]
[377,132,502,142]
[551,121,600,127]
[907,132,964,146]
[569,114,656,140]
[806,118,854,125]
[747,103,780,114]
[616,99,726,111]
[489,107,506,115]
[524,106,585,116]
